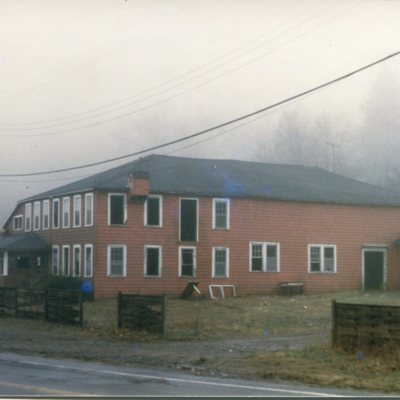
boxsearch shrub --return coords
[44,275,82,291]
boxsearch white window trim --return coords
[308,244,337,274]
[212,198,230,230]
[42,200,50,230]
[72,244,81,277]
[33,201,41,231]
[249,242,280,272]
[62,197,70,229]
[73,195,82,228]
[179,198,199,242]
[144,245,162,277]
[212,247,230,278]
[25,203,32,232]
[13,215,23,231]
[179,246,196,277]
[84,244,93,278]
[85,193,94,227]
[62,245,70,276]
[144,195,163,227]
[108,193,127,225]
[52,245,60,275]
[0,251,8,276]
[107,244,127,277]
[52,198,60,229]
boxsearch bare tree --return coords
[254,110,354,175]
[355,65,400,188]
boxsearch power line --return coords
[0,0,332,129]
[0,1,360,137]
[1,49,399,178]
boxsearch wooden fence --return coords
[0,287,17,316]
[332,300,400,351]
[118,293,167,335]
[45,289,83,326]
[0,287,82,326]
[16,289,46,319]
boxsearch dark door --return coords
[180,199,197,242]
[364,251,384,290]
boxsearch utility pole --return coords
[326,141,337,173]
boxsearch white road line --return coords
[15,359,344,397]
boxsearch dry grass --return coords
[80,290,400,392]
[3,290,400,392]
[165,290,400,339]
[82,289,400,341]
[250,344,400,393]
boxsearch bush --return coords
[44,276,82,291]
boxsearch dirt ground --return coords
[0,317,328,380]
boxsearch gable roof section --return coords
[20,154,400,207]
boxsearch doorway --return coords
[363,248,386,290]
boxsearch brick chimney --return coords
[128,171,150,199]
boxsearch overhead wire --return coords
[0,1,360,137]
[0,48,399,177]
[0,0,332,129]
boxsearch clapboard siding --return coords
[3,190,400,298]
[92,192,400,298]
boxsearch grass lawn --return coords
[81,290,400,392]
[250,344,400,393]
[84,289,400,339]
[167,290,400,339]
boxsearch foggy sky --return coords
[1,0,400,225]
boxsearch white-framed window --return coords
[62,245,70,276]
[62,197,70,228]
[73,195,82,228]
[144,245,162,277]
[52,246,59,275]
[108,193,127,225]
[33,201,41,231]
[13,215,23,231]
[73,245,81,277]
[250,242,280,272]
[308,244,336,274]
[52,198,60,229]
[179,246,196,277]
[85,193,94,227]
[213,198,230,230]
[0,251,8,276]
[25,203,32,232]
[84,244,93,278]
[43,200,50,230]
[212,247,229,278]
[107,245,127,277]
[180,198,198,242]
[144,195,162,227]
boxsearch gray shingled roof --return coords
[0,232,50,251]
[21,154,400,207]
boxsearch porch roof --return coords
[0,233,50,251]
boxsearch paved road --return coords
[0,353,392,397]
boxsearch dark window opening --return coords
[110,195,125,225]
[63,247,70,276]
[146,247,160,276]
[53,200,59,228]
[17,257,30,269]
[146,197,160,226]
[180,199,197,242]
